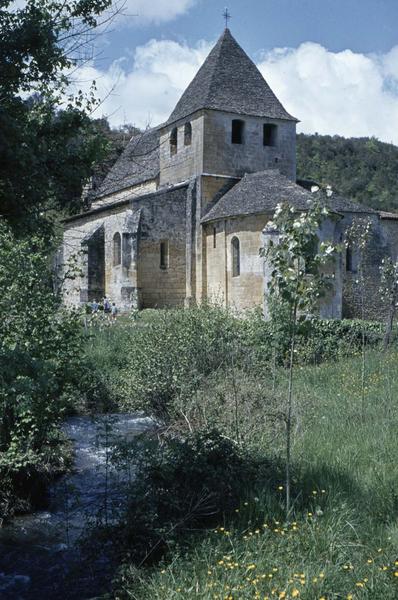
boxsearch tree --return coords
[297,133,398,212]
[0,220,88,519]
[0,0,117,231]
[262,199,338,516]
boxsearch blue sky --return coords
[66,0,398,143]
[103,0,398,64]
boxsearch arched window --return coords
[231,236,240,277]
[170,127,178,155]
[263,123,277,147]
[231,119,244,144]
[184,122,192,146]
[113,232,121,266]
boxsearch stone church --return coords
[62,29,398,319]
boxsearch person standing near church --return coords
[103,297,111,316]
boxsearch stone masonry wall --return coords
[339,213,398,320]
[205,214,269,311]
[203,111,296,181]
[137,186,188,308]
[63,204,134,309]
[159,114,204,186]
[62,185,189,311]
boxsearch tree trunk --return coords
[383,292,396,352]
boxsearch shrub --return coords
[111,428,271,564]
[0,222,85,520]
[85,306,387,421]
[107,305,246,418]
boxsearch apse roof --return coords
[202,170,376,222]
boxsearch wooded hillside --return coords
[297,133,398,212]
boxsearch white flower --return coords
[311,185,320,193]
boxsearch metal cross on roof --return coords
[223,7,231,28]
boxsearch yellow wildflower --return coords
[291,589,300,598]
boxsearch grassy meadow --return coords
[83,309,398,600]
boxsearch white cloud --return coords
[118,0,197,25]
[72,38,398,144]
[73,39,211,128]
[257,42,398,144]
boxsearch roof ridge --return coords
[204,29,236,107]
[200,31,227,108]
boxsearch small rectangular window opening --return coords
[170,128,178,156]
[346,246,356,273]
[231,119,244,144]
[263,124,277,147]
[213,227,217,248]
[160,240,169,269]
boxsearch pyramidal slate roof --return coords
[202,170,375,223]
[167,29,297,125]
[95,127,161,198]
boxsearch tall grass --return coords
[109,349,398,599]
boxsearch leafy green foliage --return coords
[0,0,112,230]
[262,200,339,514]
[263,200,338,319]
[95,306,244,419]
[110,428,271,565]
[297,133,398,211]
[86,307,386,426]
[0,222,85,519]
[86,119,141,200]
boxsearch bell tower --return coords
[159,28,298,186]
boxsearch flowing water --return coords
[0,414,155,600]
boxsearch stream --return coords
[0,414,155,600]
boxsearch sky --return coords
[14,0,398,143]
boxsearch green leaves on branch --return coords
[0,0,112,229]
[263,201,339,319]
